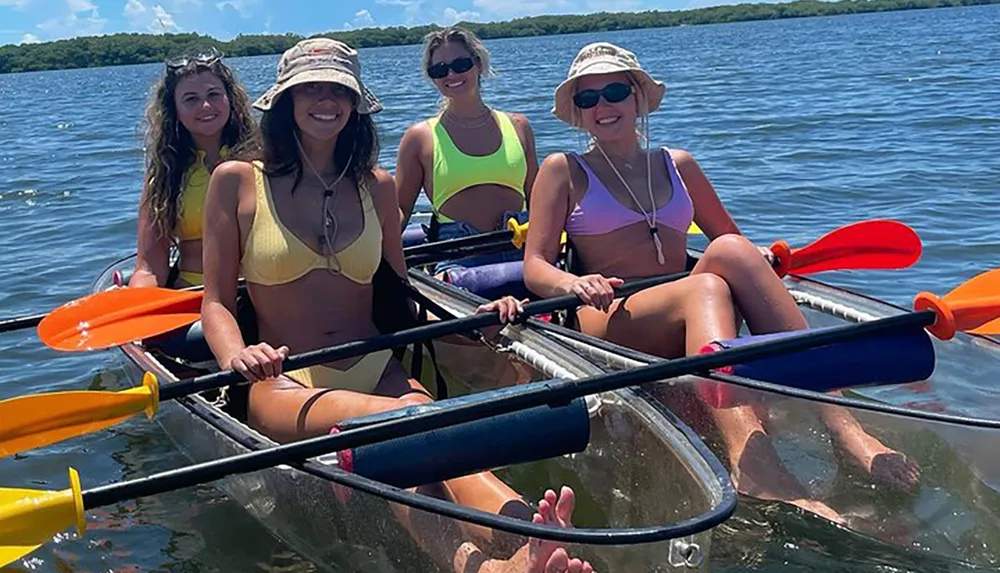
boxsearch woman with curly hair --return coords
[129,48,258,288]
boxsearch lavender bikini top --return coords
[565,148,694,236]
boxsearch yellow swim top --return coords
[174,146,229,241]
[240,161,383,286]
[428,111,527,223]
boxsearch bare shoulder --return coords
[212,159,256,185]
[401,120,432,146]
[665,147,698,169]
[540,152,574,176]
[505,112,532,129]
[367,168,399,211]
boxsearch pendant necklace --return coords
[594,143,665,266]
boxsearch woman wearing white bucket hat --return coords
[202,38,590,573]
[524,42,919,524]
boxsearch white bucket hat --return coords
[253,38,382,114]
[552,42,666,126]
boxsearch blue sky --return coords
[0,0,733,47]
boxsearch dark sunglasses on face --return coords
[572,82,633,109]
[166,47,223,71]
[427,56,476,80]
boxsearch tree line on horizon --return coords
[0,0,995,74]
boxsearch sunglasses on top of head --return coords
[572,82,633,109]
[165,47,223,71]
[427,56,476,80]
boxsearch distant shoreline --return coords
[1,0,996,74]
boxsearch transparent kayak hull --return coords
[93,256,735,572]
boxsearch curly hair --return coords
[140,57,258,240]
[255,90,380,193]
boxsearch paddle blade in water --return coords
[38,287,203,351]
[0,374,159,457]
[0,469,85,567]
[771,220,921,277]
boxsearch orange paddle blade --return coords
[0,374,159,458]
[38,287,203,351]
[771,220,921,278]
[941,269,1000,335]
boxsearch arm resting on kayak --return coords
[523,153,622,313]
[394,122,429,231]
[130,177,173,288]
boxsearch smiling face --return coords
[428,41,480,98]
[573,72,641,143]
[289,81,357,142]
[173,71,230,140]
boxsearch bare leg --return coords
[695,235,912,507]
[578,267,843,522]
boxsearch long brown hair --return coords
[256,90,380,193]
[140,56,258,240]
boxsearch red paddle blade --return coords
[771,220,921,277]
[38,287,203,351]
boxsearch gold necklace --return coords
[443,106,493,129]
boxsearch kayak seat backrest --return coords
[443,260,533,301]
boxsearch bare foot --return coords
[473,487,596,573]
[732,432,846,525]
[865,449,921,492]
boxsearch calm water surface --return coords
[0,5,998,572]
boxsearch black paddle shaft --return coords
[159,271,691,401]
[84,308,936,509]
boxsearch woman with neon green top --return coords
[395,27,539,272]
[129,49,258,289]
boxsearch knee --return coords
[398,392,433,408]
[687,272,732,303]
[702,234,762,272]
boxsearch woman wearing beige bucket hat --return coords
[396,27,538,274]
[200,38,590,573]
[524,42,919,524]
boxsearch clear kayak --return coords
[92,254,737,572]
[526,265,1000,570]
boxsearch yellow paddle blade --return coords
[0,374,159,458]
[688,221,703,235]
[0,468,85,567]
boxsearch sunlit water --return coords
[0,5,997,571]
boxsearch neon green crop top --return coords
[428,111,527,223]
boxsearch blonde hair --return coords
[421,27,494,84]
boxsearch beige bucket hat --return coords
[253,38,382,114]
[552,42,666,126]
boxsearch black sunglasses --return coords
[166,47,223,71]
[427,57,476,80]
[572,82,633,109]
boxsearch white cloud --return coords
[20,32,39,44]
[67,0,95,12]
[442,6,479,24]
[354,8,374,26]
[471,0,639,17]
[0,0,32,8]
[36,1,107,40]
[215,0,258,17]
[125,0,180,33]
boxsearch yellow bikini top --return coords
[241,161,383,286]
[174,147,228,241]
